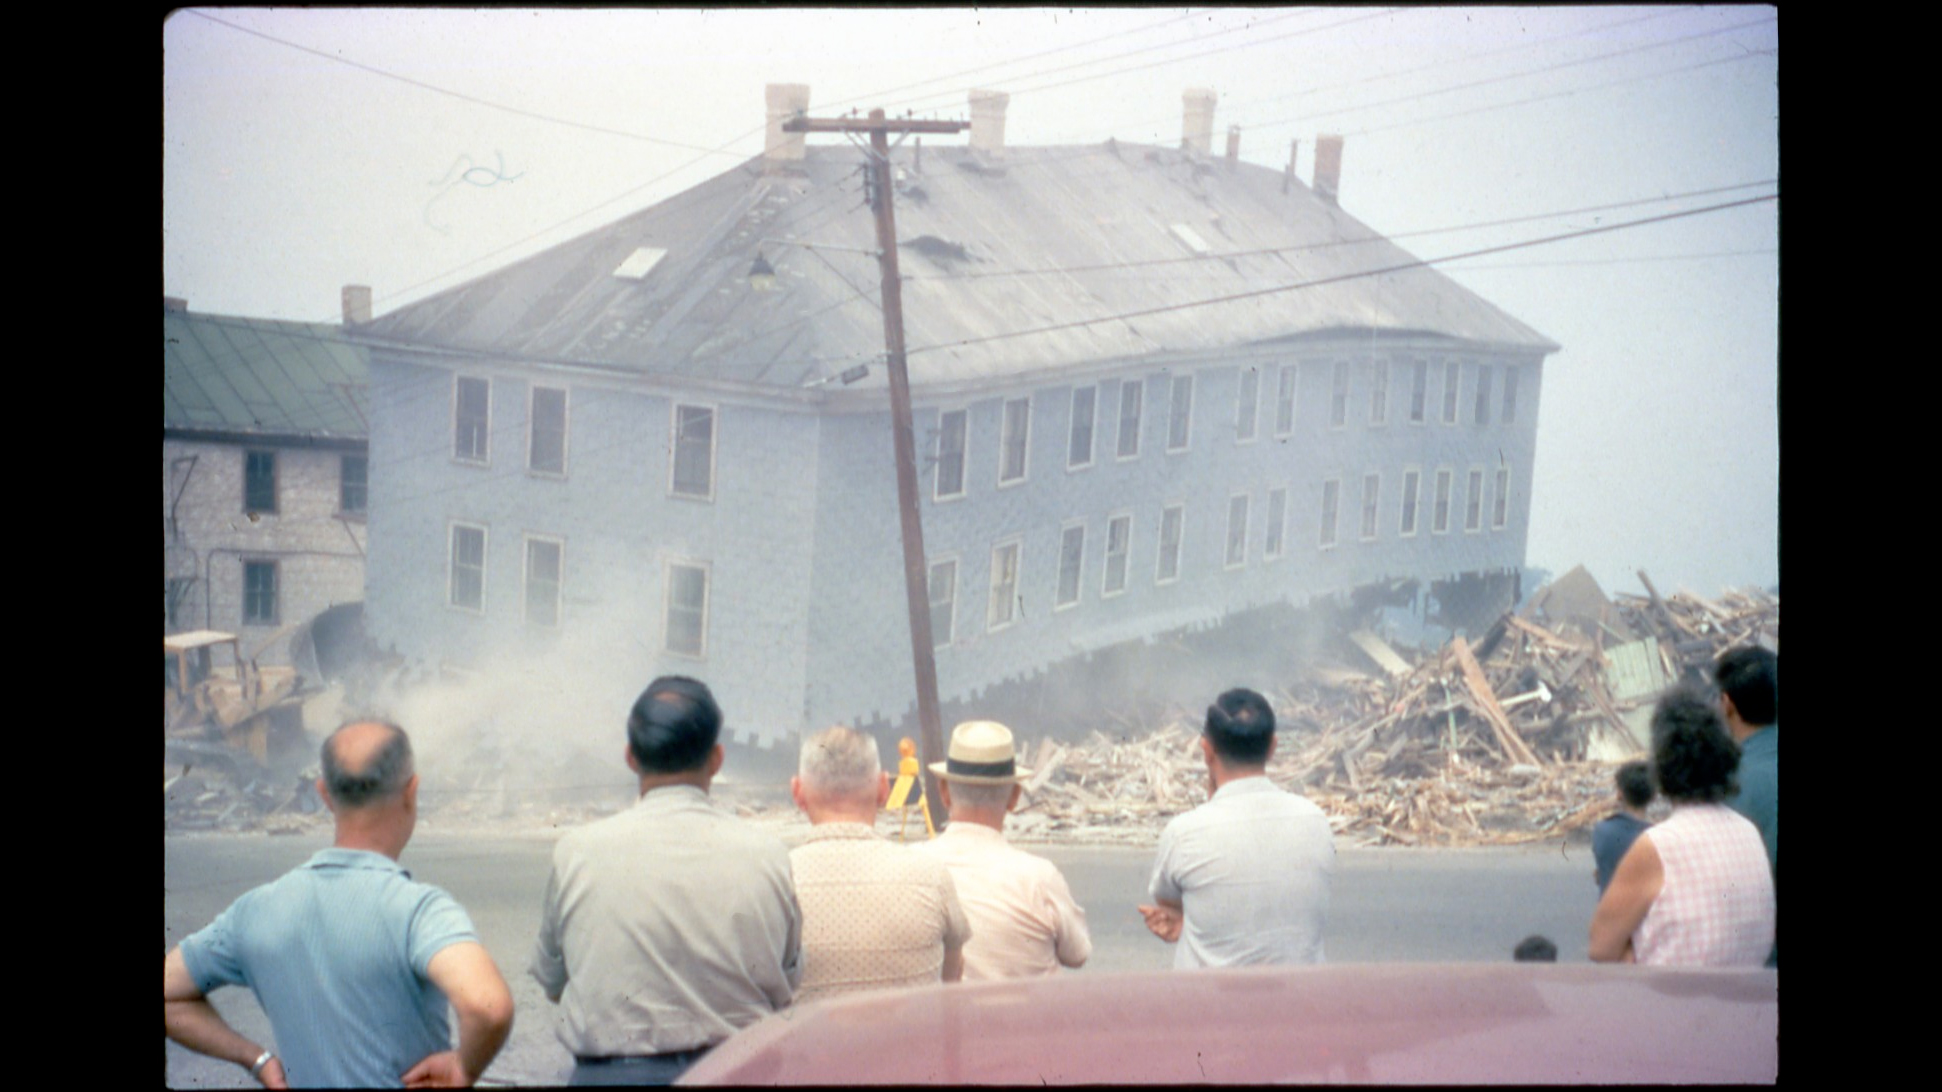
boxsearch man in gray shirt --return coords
[1138,688,1336,967]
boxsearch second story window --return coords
[1103,514,1132,596]
[1474,366,1493,426]
[244,451,276,514]
[449,524,486,612]
[1275,363,1299,436]
[525,537,563,627]
[1409,359,1428,423]
[1056,523,1085,609]
[339,454,367,514]
[454,376,490,462]
[1236,367,1259,442]
[999,397,1030,485]
[1156,504,1184,583]
[1434,469,1453,533]
[1320,479,1340,547]
[1466,468,1485,531]
[1167,374,1194,452]
[1502,365,1520,424]
[1442,361,1460,424]
[1361,473,1381,540]
[530,386,568,475]
[1225,494,1249,568]
[1068,386,1096,470]
[988,539,1022,629]
[1400,469,1420,536]
[1265,488,1287,559]
[1331,361,1350,428]
[1369,361,1388,426]
[665,561,709,656]
[935,409,967,499]
[929,558,957,648]
[1116,379,1143,459]
[1494,466,1511,528]
[671,404,715,499]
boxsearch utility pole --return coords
[785,109,967,831]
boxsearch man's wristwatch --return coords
[249,1050,276,1079]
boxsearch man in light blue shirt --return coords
[165,721,513,1087]
[1138,688,1336,967]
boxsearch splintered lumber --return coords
[1452,636,1543,767]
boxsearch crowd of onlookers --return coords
[163,646,1775,1088]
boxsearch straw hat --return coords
[928,720,1033,785]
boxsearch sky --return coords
[162,6,1779,600]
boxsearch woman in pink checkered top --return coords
[1589,687,1776,966]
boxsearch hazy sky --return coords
[162,6,1779,599]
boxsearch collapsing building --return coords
[355,86,1558,749]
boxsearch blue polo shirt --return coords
[1727,725,1777,967]
[179,848,479,1087]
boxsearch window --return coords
[1320,479,1340,547]
[1156,504,1184,583]
[530,386,568,475]
[1502,365,1520,424]
[1368,360,1389,425]
[1474,365,1493,425]
[242,561,277,625]
[524,537,562,627]
[1409,359,1428,424]
[1331,361,1350,427]
[671,404,715,499]
[988,539,1022,629]
[929,558,957,648]
[1400,469,1421,536]
[165,577,193,631]
[935,409,967,499]
[1103,514,1132,596]
[1068,387,1096,470]
[1056,523,1086,609]
[1167,374,1193,452]
[1225,494,1249,568]
[1116,379,1143,459]
[1494,466,1511,528]
[1433,469,1453,534]
[1361,474,1382,540]
[665,561,709,656]
[999,397,1031,485]
[1442,361,1460,424]
[1235,367,1260,442]
[1274,364,1299,436]
[454,376,490,462]
[339,454,367,514]
[449,524,486,612]
[1466,469,1485,531]
[1264,488,1287,559]
[244,451,276,514]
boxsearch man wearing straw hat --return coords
[916,720,1091,980]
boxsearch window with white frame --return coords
[1068,386,1096,469]
[999,397,1031,485]
[1156,504,1184,583]
[524,537,563,627]
[1369,360,1389,425]
[529,386,568,475]
[1361,473,1381,540]
[1236,367,1260,442]
[1400,469,1421,536]
[936,404,967,497]
[928,557,957,649]
[1331,361,1350,427]
[1320,480,1340,547]
[1265,488,1287,559]
[1442,360,1460,424]
[1167,374,1193,452]
[988,539,1022,629]
[449,523,486,612]
[935,409,967,499]
[243,560,278,625]
[1494,466,1510,528]
[1275,363,1299,436]
[1103,513,1132,596]
[1116,379,1143,459]
[1474,366,1493,425]
[1433,469,1453,533]
[1502,365,1520,424]
[1056,523,1086,609]
[1409,359,1428,424]
[1225,494,1249,568]
[1466,468,1485,531]
[671,404,715,499]
[455,376,490,462]
[665,561,709,656]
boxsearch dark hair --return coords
[1650,686,1740,803]
[1615,759,1654,810]
[628,675,722,774]
[1204,688,1275,766]
[321,720,413,807]
[1714,646,1777,727]
[1513,935,1557,962]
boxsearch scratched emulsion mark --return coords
[424,152,523,234]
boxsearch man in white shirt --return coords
[1138,688,1336,967]
[915,720,1091,980]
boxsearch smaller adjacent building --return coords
[163,294,371,667]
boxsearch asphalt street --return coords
[164,822,1600,1087]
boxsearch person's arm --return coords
[939,869,970,983]
[401,942,514,1088]
[1047,870,1092,969]
[529,859,569,1003]
[1589,834,1663,963]
[1138,827,1184,943]
[164,947,287,1088]
[1136,899,1184,943]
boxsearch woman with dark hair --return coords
[1589,687,1775,966]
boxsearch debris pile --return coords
[164,741,323,833]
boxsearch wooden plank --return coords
[1452,636,1542,767]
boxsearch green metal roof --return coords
[163,306,369,440]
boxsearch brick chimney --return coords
[1313,134,1344,206]
[341,284,372,325]
[968,89,1010,159]
[1225,125,1241,167]
[764,83,811,165]
[1182,88,1216,155]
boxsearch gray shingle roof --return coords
[164,309,369,440]
[365,142,1556,392]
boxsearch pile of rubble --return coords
[164,741,324,833]
[1009,570,1778,847]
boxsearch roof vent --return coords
[613,247,668,280]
